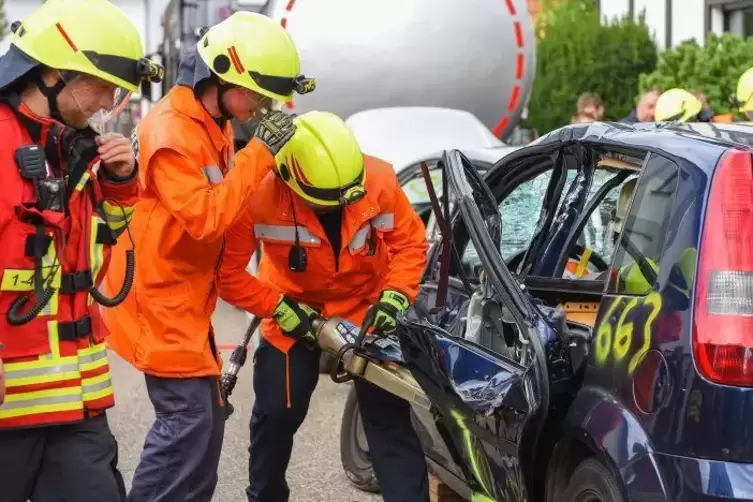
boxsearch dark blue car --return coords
[339,122,753,501]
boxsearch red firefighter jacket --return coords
[0,101,139,429]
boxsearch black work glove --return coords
[362,290,411,336]
[272,295,317,345]
[253,110,296,156]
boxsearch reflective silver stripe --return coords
[373,213,395,231]
[0,392,82,411]
[78,349,107,365]
[349,226,370,253]
[5,362,79,381]
[254,224,321,245]
[83,377,112,395]
[202,165,224,184]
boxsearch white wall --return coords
[599,0,706,49]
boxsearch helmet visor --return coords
[62,72,133,133]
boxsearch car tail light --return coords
[694,149,753,386]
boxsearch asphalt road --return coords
[108,299,380,502]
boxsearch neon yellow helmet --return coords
[654,88,703,122]
[735,67,753,119]
[197,12,315,103]
[275,111,366,207]
[618,258,658,295]
[5,0,163,93]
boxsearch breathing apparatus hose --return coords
[90,200,136,308]
[90,249,134,307]
[6,286,56,326]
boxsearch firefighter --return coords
[654,88,711,122]
[734,67,753,121]
[100,11,314,502]
[218,111,430,502]
[0,0,164,500]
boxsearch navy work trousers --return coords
[0,413,126,502]
[246,339,429,502]
[127,375,225,502]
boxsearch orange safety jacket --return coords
[102,85,277,379]
[0,100,138,429]
[218,155,428,405]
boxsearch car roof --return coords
[650,121,753,147]
[520,121,743,176]
[346,107,504,166]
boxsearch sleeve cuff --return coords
[101,162,139,184]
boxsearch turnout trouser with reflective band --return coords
[0,413,126,502]
[128,375,225,502]
[247,339,429,502]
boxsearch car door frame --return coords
[400,149,557,501]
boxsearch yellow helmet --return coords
[197,12,315,103]
[735,67,753,118]
[5,0,163,93]
[618,258,658,295]
[654,88,703,122]
[275,111,366,207]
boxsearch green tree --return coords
[527,0,658,134]
[639,33,753,116]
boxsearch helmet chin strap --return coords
[35,71,71,124]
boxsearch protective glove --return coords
[253,110,296,156]
[362,290,411,335]
[273,295,318,345]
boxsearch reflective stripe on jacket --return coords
[0,103,136,429]
[102,85,277,378]
[218,154,429,357]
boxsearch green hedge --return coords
[527,0,658,134]
[639,33,753,116]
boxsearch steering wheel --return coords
[506,243,609,276]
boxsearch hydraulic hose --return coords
[90,249,134,307]
[6,286,55,326]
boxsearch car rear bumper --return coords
[623,451,753,501]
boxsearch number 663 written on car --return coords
[593,292,662,374]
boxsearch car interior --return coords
[414,145,647,377]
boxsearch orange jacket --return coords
[102,85,276,378]
[218,154,429,358]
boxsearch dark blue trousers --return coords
[127,375,225,502]
[247,339,429,502]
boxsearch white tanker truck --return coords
[155,0,537,143]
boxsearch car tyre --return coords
[319,352,337,374]
[562,457,626,502]
[340,384,380,493]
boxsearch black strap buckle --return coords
[58,315,92,342]
[60,271,93,294]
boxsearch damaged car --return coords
[339,122,753,501]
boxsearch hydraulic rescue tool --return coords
[220,312,430,420]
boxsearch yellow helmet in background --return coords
[197,12,315,103]
[6,0,163,92]
[654,88,703,122]
[275,111,366,207]
[735,67,753,119]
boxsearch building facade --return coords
[597,0,753,49]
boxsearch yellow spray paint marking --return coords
[614,297,638,361]
[594,297,622,365]
[628,292,661,374]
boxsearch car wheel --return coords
[340,385,380,493]
[562,457,626,502]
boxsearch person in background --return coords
[621,88,660,123]
[576,92,604,121]
[654,88,709,122]
[0,0,164,500]
[733,67,753,121]
[571,111,597,124]
[690,89,716,121]
[101,12,313,502]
